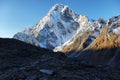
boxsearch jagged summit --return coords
[48,4,79,21]
[49,4,67,12]
[49,4,74,14]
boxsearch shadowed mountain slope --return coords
[0,38,120,80]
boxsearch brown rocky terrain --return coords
[59,32,95,54]
[74,17,120,68]
[0,38,120,80]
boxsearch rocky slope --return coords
[70,15,120,68]
[0,38,120,80]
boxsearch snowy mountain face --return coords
[14,4,119,56]
[107,16,120,35]
[54,17,106,53]
[14,4,80,49]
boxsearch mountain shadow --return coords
[74,47,120,69]
[0,38,120,80]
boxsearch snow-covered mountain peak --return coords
[48,4,69,16]
[49,4,71,14]
[48,4,78,21]
[14,4,117,52]
[14,4,81,49]
[49,4,65,12]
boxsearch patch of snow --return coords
[113,27,120,34]
[61,5,68,12]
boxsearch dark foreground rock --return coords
[0,38,120,80]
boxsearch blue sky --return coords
[0,0,120,38]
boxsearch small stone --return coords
[39,69,53,75]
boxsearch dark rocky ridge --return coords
[0,38,120,80]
